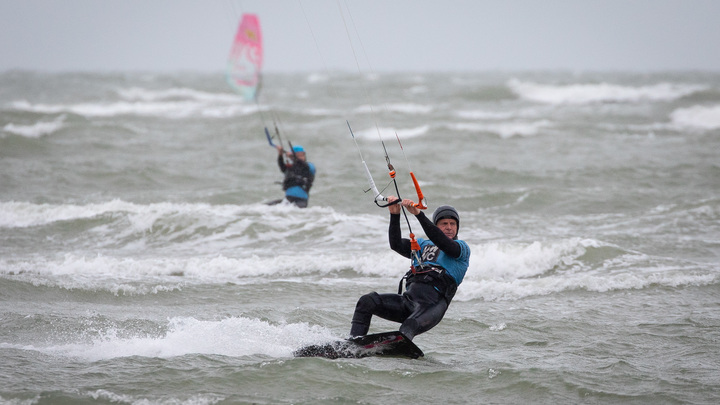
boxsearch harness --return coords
[397,265,458,304]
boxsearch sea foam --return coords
[508,79,706,105]
[5,316,336,361]
[2,115,66,138]
[670,104,720,130]
[8,85,260,119]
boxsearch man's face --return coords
[287,151,306,162]
[436,218,457,239]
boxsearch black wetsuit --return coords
[350,212,470,340]
[268,154,315,208]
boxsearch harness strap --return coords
[398,266,458,304]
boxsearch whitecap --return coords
[448,120,551,138]
[10,99,204,118]
[455,238,718,302]
[306,73,329,83]
[9,86,255,119]
[670,104,720,130]
[508,79,706,105]
[354,103,433,115]
[2,115,66,138]
[117,86,239,103]
[382,103,433,114]
[352,125,430,140]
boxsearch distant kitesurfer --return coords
[267,144,316,208]
[349,198,471,340]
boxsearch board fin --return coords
[293,331,424,359]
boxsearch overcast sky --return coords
[2,0,719,73]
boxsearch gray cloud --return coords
[1,0,719,73]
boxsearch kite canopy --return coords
[226,13,263,101]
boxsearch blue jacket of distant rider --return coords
[277,154,316,200]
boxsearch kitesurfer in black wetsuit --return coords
[267,144,316,208]
[349,197,471,340]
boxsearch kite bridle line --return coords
[394,131,428,210]
[333,0,429,272]
[347,120,391,206]
[250,70,294,166]
[381,132,425,271]
[299,0,429,271]
[224,11,287,161]
[258,98,293,166]
[335,0,427,209]
[347,122,425,271]
[272,119,295,166]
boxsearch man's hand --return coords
[387,196,401,214]
[401,199,420,215]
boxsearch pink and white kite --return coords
[226,14,263,101]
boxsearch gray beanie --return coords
[432,205,460,233]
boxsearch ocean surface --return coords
[1,69,719,404]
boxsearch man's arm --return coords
[275,145,288,173]
[389,213,412,258]
[415,212,462,258]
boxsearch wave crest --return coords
[508,79,706,105]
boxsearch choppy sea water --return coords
[1,70,719,404]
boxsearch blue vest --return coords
[285,163,315,200]
[413,237,471,285]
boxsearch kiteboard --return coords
[293,331,424,359]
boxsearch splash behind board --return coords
[293,331,424,359]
